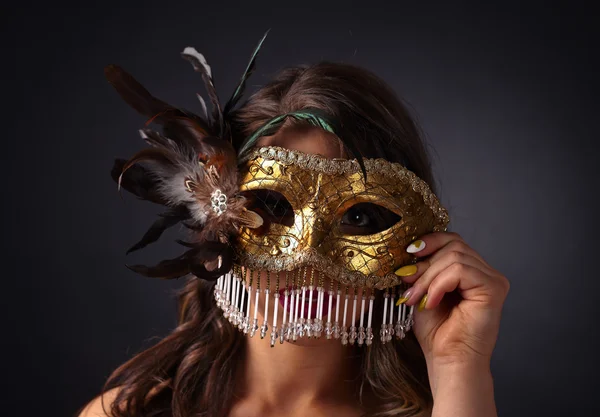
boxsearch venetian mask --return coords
[214,146,449,346]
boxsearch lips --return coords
[278,286,336,319]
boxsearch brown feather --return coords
[126,207,190,254]
[111,158,166,205]
[119,148,177,188]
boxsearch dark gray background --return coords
[3,1,598,416]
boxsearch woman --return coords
[79,36,509,417]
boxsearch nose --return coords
[298,202,329,248]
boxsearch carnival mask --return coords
[213,146,449,346]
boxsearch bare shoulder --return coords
[77,387,121,417]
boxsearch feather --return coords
[109,34,270,283]
[189,250,232,281]
[105,64,172,119]
[175,239,197,248]
[180,47,223,134]
[118,148,178,190]
[105,64,213,148]
[111,158,166,205]
[126,241,230,281]
[223,29,270,116]
[126,258,190,280]
[161,113,211,147]
[139,128,177,150]
[239,208,264,229]
[126,206,190,254]
[196,93,208,119]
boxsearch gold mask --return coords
[234,146,450,290]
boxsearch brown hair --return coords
[92,61,439,417]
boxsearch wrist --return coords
[428,359,492,397]
[427,361,497,417]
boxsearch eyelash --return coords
[339,203,401,235]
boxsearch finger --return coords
[395,243,493,286]
[396,251,490,307]
[393,262,423,284]
[423,263,507,310]
[406,231,492,269]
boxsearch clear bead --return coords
[325,322,333,339]
[358,326,366,346]
[279,325,286,344]
[304,319,313,338]
[313,319,323,337]
[349,326,357,345]
[395,322,405,340]
[406,316,414,331]
[380,327,388,343]
[366,328,374,346]
[215,292,221,306]
[385,324,393,342]
[297,318,305,338]
[341,331,349,346]
[242,317,250,334]
[270,330,278,347]
[260,323,268,339]
[333,322,341,339]
[249,319,258,337]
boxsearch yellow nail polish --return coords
[394,264,418,277]
[396,297,410,306]
[396,288,413,306]
[418,294,428,311]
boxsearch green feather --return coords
[224,29,270,116]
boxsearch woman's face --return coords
[243,125,369,346]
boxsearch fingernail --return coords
[407,239,426,253]
[394,264,418,277]
[396,288,413,306]
[418,294,428,311]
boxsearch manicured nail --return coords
[394,264,418,277]
[396,288,413,306]
[407,239,426,253]
[418,294,428,311]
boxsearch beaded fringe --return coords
[214,266,415,347]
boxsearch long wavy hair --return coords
[93,61,439,417]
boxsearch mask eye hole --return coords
[243,189,294,227]
[340,203,402,235]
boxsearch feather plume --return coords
[223,30,270,115]
[125,206,189,254]
[180,47,223,135]
[106,36,270,281]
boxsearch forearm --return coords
[429,362,497,417]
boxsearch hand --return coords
[394,231,510,370]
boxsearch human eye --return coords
[340,203,401,235]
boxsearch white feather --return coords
[182,47,212,79]
[196,93,208,119]
[188,201,209,224]
[150,158,213,225]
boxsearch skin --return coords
[80,126,509,417]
